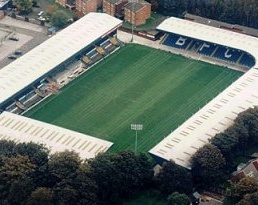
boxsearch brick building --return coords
[76,0,97,16]
[103,0,128,18]
[124,0,151,26]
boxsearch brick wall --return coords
[103,0,116,16]
[76,0,97,15]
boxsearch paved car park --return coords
[0,16,49,68]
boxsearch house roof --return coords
[0,111,113,159]
[0,13,122,106]
[124,0,150,12]
[124,2,144,12]
[234,159,258,179]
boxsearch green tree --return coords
[7,176,35,205]
[88,151,153,205]
[0,155,36,203]
[15,142,50,187]
[50,10,70,28]
[235,107,258,144]
[167,192,190,205]
[0,140,16,156]
[237,192,258,205]
[233,177,258,201]
[48,150,81,183]
[155,160,192,195]
[26,187,54,205]
[191,144,226,188]
[13,0,33,12]
[74,163,99,205]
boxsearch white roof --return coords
[0,13,122,105]
[157,17,258,67]
[0,111,113,159]
[150,17,258,169]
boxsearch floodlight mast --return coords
[131,124,143,154]
[129,0,137,42]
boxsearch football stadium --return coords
[0,13,258,169]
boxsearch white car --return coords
[38,11,44,16]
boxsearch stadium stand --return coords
[197,42,217,56]
[150,16,258,169]
[239,53,256,68]
[158,17,258,69]
[0,111,113,159]
[0,13,122,112]
[149,68,258,169]
[0,13,122,160]
[212,46,242,63]
[163,33,191,49]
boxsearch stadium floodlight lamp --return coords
[131,124,143,154]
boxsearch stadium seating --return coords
[239,53,256,68]
[161,32,256,69]
[163,33,191,49]
[197,42,217,56]
[213,46,242,63]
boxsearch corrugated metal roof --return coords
[0,111,113,159]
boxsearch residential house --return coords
[124,0,151,26]
[231,158,258,182]
[76,0,97,16]
[103,0,128,18]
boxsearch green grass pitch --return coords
[25,44,242,153]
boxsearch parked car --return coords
[9,36,19,41]
[14,50,22,55]
[8,55,17,60]
[38,11,44,16]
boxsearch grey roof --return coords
[184,13,258,38]
[124,0,149,12]
[124,2,144,12]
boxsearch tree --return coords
[26,187,54,205]
[74,163,99,205]
[50,10,70,28]
[237,192,258,205]
[88,151,153,205]
[15,142,49,187]
[191,144,226,188]
[167,192,190,205]
[7,176,35,205]
[210,132,237,162]
[155,160,192,195]
[48,150,81,184]
[12,0,33,13]
[0,155,36,203]
[235,107,258,145]
[233,177,258,201]
[0,140,16,157]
